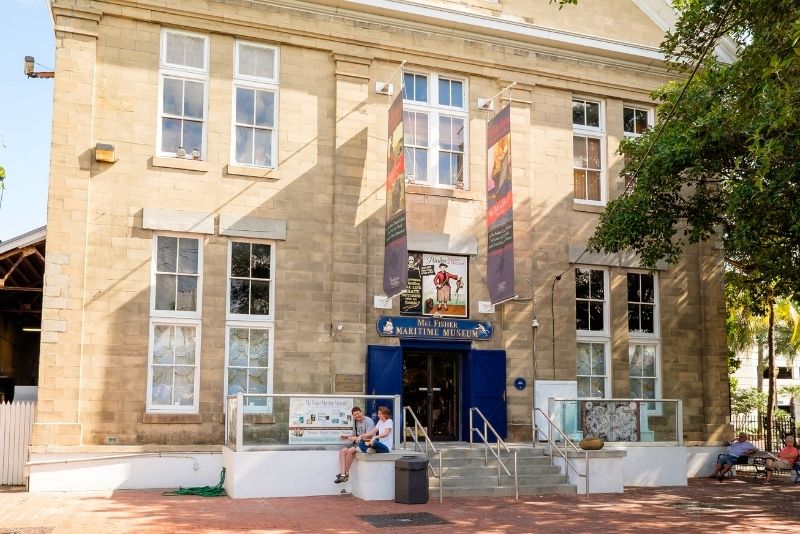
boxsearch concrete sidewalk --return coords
[1,477,798,533]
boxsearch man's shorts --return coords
[718,454,741,466]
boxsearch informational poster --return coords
[486,104,516,304]
[383,93,408,299]
[288,397,354,445]
[400,252,468,318]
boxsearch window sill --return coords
[226,164,279,179]
[573,202,606,213]
[143,412,202,424]
[406,184,479,201]
[152,156,208,172]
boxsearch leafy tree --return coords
[730,387,766,416]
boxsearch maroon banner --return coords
[486,104,515,305]
[383,94,408,298]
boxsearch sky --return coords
[0,0,55,241]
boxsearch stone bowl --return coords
[579,437,605,450]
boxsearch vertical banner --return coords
[486,104,515,304]
[383,94,408,298]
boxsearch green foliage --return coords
[731,387,767,415]
[587,0,800,304]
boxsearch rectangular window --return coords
[572,98,605,203]
[622,105,653,188]
[403,72,467,188]
[232,41,279,168]
[629,343,657,399]
[158,30,208,159]
[148,234,203,413]
[627,272,656,335]
[627,271,660,404]
[226,241,276,410]
[576,267,609,398]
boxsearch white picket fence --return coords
[0,401,35,485]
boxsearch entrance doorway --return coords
[403,351,459,441]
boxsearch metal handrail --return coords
[533,408,589,495]
[402,406,444,503]
[469,407,518,501]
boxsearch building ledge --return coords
[152,156,209,172]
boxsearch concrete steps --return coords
[422,444,577,498]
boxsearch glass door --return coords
[403,351,459,441]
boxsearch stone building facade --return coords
[34,0,730,459]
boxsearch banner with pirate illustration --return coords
[400,252,468,318]
[383,93,408,298]
[486,104,515,305]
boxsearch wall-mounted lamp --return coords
[24,56,54,79]
[22,327,42,333]
[94,143,116,163]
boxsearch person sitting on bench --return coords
[764,435,799,484]
[710,432,757,481]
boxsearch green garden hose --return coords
[163,467,227,497]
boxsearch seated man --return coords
[764,435,799,483]
[710,432,758,481]
[334,406,375,484]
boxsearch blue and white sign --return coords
[376,316,493,341]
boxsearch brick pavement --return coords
[1,477,798,534]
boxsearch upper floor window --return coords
[227,241,274,320]
[572,98,605,204]
[158,30,209,159]
[232,41,279,168]
[575,267,607,334]
[403,72,467,188]
[627,272,657,336]
[623,105,652,137]
[152,235,202,316]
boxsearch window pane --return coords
[451,80,463,109]
[238,44,275,79]
[641,378,656,399]
[166,33,204,69]
[155,274,177,311]
[173,366,195,405]
[231,242,250,277]
[438,78,451,107]
[642,345,656,376]
[591,345,605,375]
[577,343,591,375]
[228,367,247,395]
[623,107,634,134]
[236,87,255,125]
[153,325,174,364]
[163,78,183,116]
[629,379,642,399]
[230,279,250,314]
[161,118,181,153]
[414,112,428,146]
[151,366,173,405]
[573,169,587,200]
[590,378,605,398]
[415,74,427,103]
[576,301,589,330]
[250,280,270,315]
[254,129,272,167]
[585,102,600,128]
[248,368,269,393]
[176,275,197,311]
[587,138,601,169]
[589,302,604,331]
[572,100,585,126]
[157,237,178,272]
[183,80,204,119]
[590,270,604,299]
[453,153,463,184]
[641,274,654,302]
[229,328,249,366]
[453,118,464,151]
[575,269,590,299]
[629,346,643,376]
[439,116,453,149]
[255,90,275,128]
[573,137,587,168]
[640,305,654,333]
[628,304,640,332]
[178,239,198,274]
[251,244,271,279]
[438,154,453,186]
[235,126,254,165]
[174,326,196,365]
[587,171,601,201]
[627,273,640,302]
[182,120,203,156]
[403,72,414,100]
[635,109,649,134]
[250,329,270,367]
[415,149,428,182]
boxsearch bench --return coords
[750,453,800,483]
[349,450,426,500]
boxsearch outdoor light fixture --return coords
[94,143,116,163]
[24,56,54,79]
[22,327,42,332]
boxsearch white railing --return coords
[533,407,589,496]
[1,401,35,485]
[469,407,518,501]
[225,393,402,451]
[402,406,443,502]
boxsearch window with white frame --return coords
[575,267,609,398]
[158,30,209,159]
[627,272,660,401]
[572,98,605,204]
[232,41,279,168]
[402,71,467,188]
[148,235,202,412]
[622,105,653,188]
[225,241,275,410]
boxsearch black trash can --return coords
[395,455,429,504]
